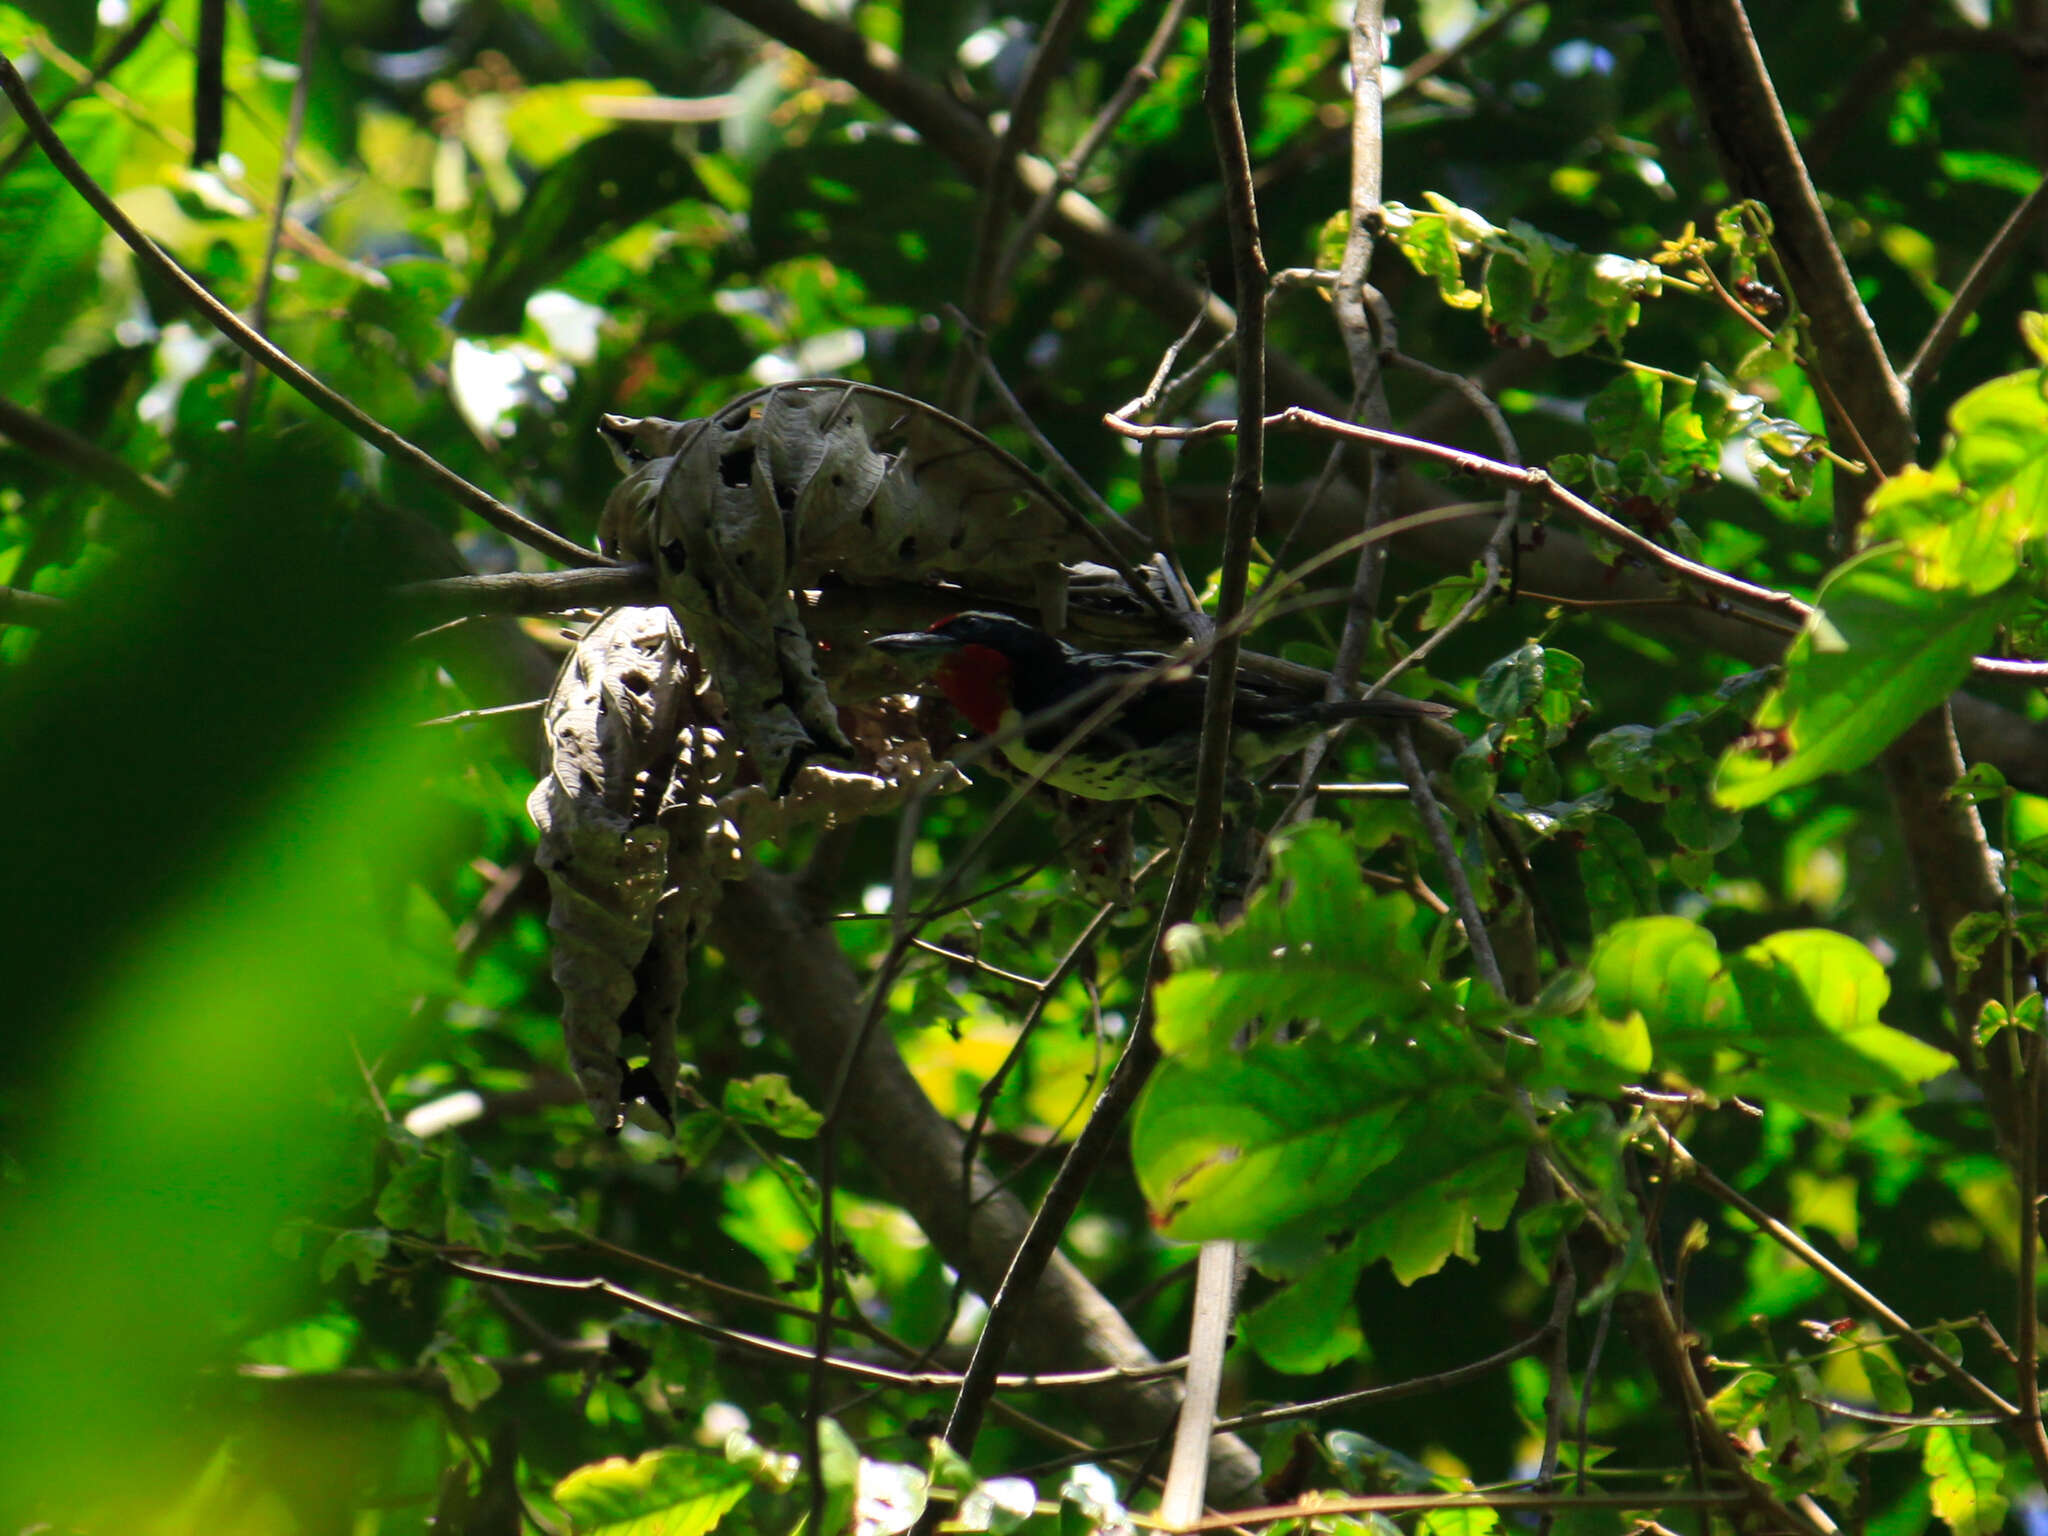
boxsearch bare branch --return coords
[235,0,319,425]
[1113,405,1812,629]
[446,1259,1186,1391]
[394,566,658,622]
[1903,173,2048,392]
[1170,1489,1749,1533]
[0,392,173,516]
[712,865,1264,1503]
[0,587,66,627]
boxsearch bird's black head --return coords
[869,610,1068,666]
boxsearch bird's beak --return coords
[870,629,962,659]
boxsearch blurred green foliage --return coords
[5,0,2048,1533]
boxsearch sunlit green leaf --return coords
[553,1446,754,1536]
[1715,545,2015,808]
[723,1073,824,1137]
[1923,1425,2007,1536]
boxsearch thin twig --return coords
[414,699,545,728]
[1156,6,1269,1521]
[192,0,226,165]
[1010,1323,1557,1481]
[1325,0,1396,672]
[944,0,1088,416]
[238,1344,607,1394]
[444,1260,1185,1391]
[950,321,1164,599]
[1107,404,1812,628]
[1902,173,2048,392]
[1536,1251,1578,1534]
[2012,1028,2048,1480]
[236,0,319,426]
[0,587,66,626]
[993,0,1196,292]
[1658,1127,2019,1419]
[0,53,604,570]
[960,886,1137,1212]
[394,565,658,621]
[910,938,1047,994]
[1575,1289,1616,1492]
[0,393,173,514]
[1396,726,1508,1001]
[1163,1489,1749,1533]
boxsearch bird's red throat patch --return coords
[934,645,1014,735]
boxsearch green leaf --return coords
[504,79,657,166]
[1589,916,1723,1029]
[1131,1027,1487,1241]
[1153,823,1435,1065]
[373,1150,443,1232]
[1578,813,1659,931]
[552,1446,754,1536]
[957,1476,1037,1533]
[319,1227,390,1285]
[855,1454,929,1536]
[1923,1425,2007,1536]
[1865,365,2048,593]
[431,1346,502,1410]
[1587,919,1954,1114]
[0,100,126,390]
[1418,563,1488,629]
[723,1073,823,1138]
[1379,194,1490,309]
[1479,222,1661,355]
[1715,545,2015,809]
[1520,1002,1653,1097]
[816,1416,862,1536]
[1858,1347,1914,1415]
[1587,724,1665,800]
[1240,1242,1367,1373]
[1421,1505,1501,1536]
[1058,1465,1129,1536]
[1477,643,1545,720]
[1346,1134,1529,1284]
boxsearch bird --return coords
[870,611,1456,804]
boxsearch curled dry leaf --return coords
[652,406,853,799]
[602,383,1087,590]
[529,610,968,1131]
[527,606,737,1132]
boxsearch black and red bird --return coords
[871,611,1456,803]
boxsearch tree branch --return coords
[0,53,605,571]
[1902,172,2048,392]
[1654,0,1915,533]
[0,393,172,515]
[711,864,1264,1504]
